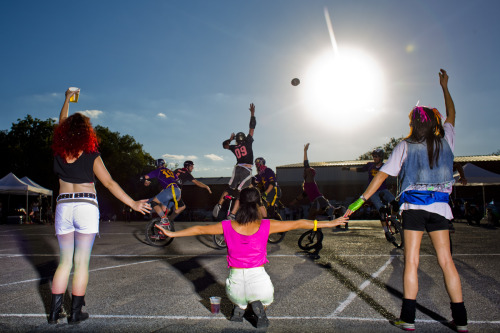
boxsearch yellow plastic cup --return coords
[69,87,80,103]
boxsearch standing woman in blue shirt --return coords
[49,88,151,324]
[346,70,468,332]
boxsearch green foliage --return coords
[358,136,404,160]
[0,115,57,190]
[2,115,155,217]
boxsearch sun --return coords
[302,47,385,129]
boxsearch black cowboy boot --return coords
[250,301,269,328]
[48,293,64,324]
[230,305,245,322]
[68,295,89,324]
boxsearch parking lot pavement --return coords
[1,220,499,332]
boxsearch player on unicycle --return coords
[141,158,181,231]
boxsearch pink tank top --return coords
[222,219,270,268]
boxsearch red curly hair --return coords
[52,113,99,159]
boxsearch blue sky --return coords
[1,0,499,177]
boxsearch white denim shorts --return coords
[225,266,274,309]
[55,193,100,235]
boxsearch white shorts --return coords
[55,193,100,235]
[225,266,274,309]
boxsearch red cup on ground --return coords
[210,296,221,314]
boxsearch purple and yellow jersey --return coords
[255,167,277,191]
[147,166,179,189]
[360,162,387,191]
[229,135,254,164]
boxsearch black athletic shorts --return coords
[402,209,450,232]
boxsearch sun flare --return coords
[302,48,385,129]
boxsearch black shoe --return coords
[48,293,64,324]
[230,306,245,322]
[68,295,89,324]
[250,301,269,328]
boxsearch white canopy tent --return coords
[453,163,500,212]
[0,172,53,222]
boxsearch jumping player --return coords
[171,160,212,221]
[213,103,256,220]
[142,159,180,228]
[289,144,344,258]
[290,143,333,220]
[343,148,397,242]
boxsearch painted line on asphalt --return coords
[0,259,163,287]
[329,256,395,317]
[0,313,498,325]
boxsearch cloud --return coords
[162,154,198,161]
[157,113,167,119]
[30,92,61,104]
[77,110,103,119]
[205,154,223,161]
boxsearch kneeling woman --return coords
[156,187,347,327]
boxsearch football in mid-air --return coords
[291,78,300,86]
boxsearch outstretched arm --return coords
[249,103,256,137]
[156,222,223,238]
[192,179,212,194]
[304,143,309,163]
[58,89,77,124]
[440,69,455,127]
[269,216,348,234]
[93,157,151,215]
[345,171,389,216]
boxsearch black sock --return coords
[450,302,467,326]
[400,298,417,323]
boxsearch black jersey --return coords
[228,135,254,164]
[174,167,195,187]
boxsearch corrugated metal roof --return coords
[277,155,500,169]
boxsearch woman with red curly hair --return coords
[48,88,151,325]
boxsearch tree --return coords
[1,115,57,190]
[93,125,155,217]
[358,136,404,160]
[2,115,155,220]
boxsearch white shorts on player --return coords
[225,266,274,309]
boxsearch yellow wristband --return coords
[313,220,318,231]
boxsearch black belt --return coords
[57,193,96,201]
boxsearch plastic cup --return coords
[209,296,221,314]
[69,87,80,103]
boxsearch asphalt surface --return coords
[0,219,499,332]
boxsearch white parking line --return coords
[0,259,163,287]
[329,256,395,317]
[0,313,498,324]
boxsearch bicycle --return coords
[212,194,235,249]
[144,202,175,247]
[379,200,404,249]
[297,205,346,252]
[265,200,286,244]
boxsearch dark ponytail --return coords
[235,188,262,224]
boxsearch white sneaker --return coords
[450,320,468,332]
[392,319,415,331]
[212,204,221,218]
